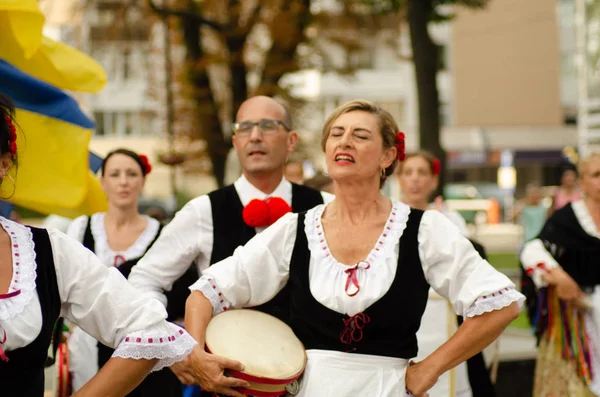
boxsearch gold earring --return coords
[380,168,386,179]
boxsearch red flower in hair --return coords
[432,158,441,175]
[138,154,152,175]
[4,116,16,158]
[396,132,406,161]
[242,197,292,228]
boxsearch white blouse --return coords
[129,175,334,306]
[0,218,196,371]
[191,200,524,319]
[67,213,160,267]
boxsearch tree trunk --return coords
[407,0,446,197]
[181,13,230,188]
[257,0,311,97]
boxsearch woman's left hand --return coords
[405,360,437,397]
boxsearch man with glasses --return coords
[129,96,332,386]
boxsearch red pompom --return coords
[138,154,152,175]
[432,158,441,175]
[266,197,292,225]
[243,199,270,227]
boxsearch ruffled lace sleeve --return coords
[418,210,525,317]
[189,212,298,312]
[49,229,196,371]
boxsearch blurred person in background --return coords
[550,163,581,213]
[66,149,183,396]
[521,152,600,396]
[398,151,496,397]
[284,157,305,184]
[512,183,548,244]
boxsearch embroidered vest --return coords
[288,209,430,358]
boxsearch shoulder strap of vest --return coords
[82,216,94,251]
[28,227,61,367]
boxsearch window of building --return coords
[92,110,156,137]
[93,111,105,136]
[123,48,131,80]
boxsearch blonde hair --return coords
[397,150,438,175]
[578,152,600,176]
[321,100,399,188]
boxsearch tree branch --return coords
[146,0,225,30]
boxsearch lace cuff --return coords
[464,287,525,318]
[188,276,232,315]
[112,322,197,371]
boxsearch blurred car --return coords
[443,183,501,224]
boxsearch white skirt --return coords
[296,350,410,397]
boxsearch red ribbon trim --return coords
[0,289,21,300]
[226,369,303,386]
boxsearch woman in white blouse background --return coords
[184,100,523,397]
[0,94,196,395]
[397,151,496,397]
[66,149,184,395]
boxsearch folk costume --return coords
[191,200,524,396]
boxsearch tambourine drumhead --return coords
[206,309,306,382]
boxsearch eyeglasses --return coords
[231,119,291,136]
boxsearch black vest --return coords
[0,227,61,397]
[288,209,430,358]
[207,183,324,323]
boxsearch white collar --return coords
[233,174,292,207]
[572,200,600,238]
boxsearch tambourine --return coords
[205,309,306,397]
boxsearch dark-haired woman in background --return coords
[0,95,195,396]
[67,149,181,396]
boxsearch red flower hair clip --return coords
[4,116,16,159]
[432,158,441,175]
[243,197,292,228]
[138,154,152,175]
[396,132,406,162]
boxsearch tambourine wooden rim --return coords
[205,309,306,396]
[206,346,305,385]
